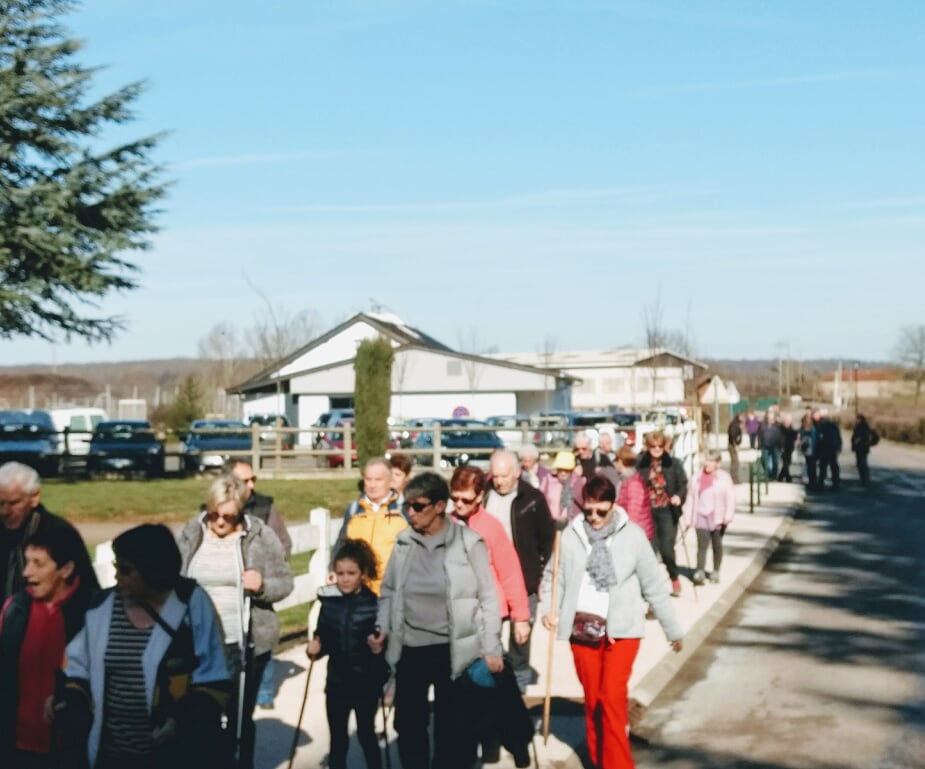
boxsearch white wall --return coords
[390,392,516,421]
[297,395,334,444]
[278,319,391,379]
[568,366,687,409]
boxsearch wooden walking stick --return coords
[287,657,315,769]
[542,529,562,745]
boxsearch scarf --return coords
[559,481,574,521]
[583,517,619,591]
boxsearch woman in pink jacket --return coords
[681,451,736,585]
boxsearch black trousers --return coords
[779,449,794,482]
[855,450,870,485]
[394,644,472,769]
[326,677,382,769]
[817,453,840,489]
[227,647,270,769]
[652,506,679,581]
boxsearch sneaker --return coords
[692,570,706,585]
[670,579,681,597]
[708,571,720,583]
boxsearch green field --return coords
[41,476,360,523]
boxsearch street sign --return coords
[452,405,470,418]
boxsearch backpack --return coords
[869,430,880,447]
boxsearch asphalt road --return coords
[630,442,925,769]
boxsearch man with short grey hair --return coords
[0,462,98,605]
[485,450,555,693]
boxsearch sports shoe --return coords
[692,569,706,585]
[670,579,681,597]
[708,571,721,583]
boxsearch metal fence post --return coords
[251,423,261,471]
[749,462,755,513]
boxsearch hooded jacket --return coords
[177,513,293,656]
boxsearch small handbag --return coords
[569,611,607,647]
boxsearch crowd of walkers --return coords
[729,405,879,489]
[17,414,855,769]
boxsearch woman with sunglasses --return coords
[448,465,534,768]
[540,476,683,769]
[370,471,503,769]
[177,474,293,769]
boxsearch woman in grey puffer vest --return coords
[176,473,293,769]
[371,472,503,769]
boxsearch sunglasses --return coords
[403,500,433,513]
[207,511,239,523]
[582,507,611,519]
[450,494,478,505]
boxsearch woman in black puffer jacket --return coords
[308,539,388,769]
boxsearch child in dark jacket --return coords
[308,540,388,769]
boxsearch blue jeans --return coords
[256,654,275,706]
[762,448,780,480]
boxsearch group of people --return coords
[0,459,294,769]
[2,430,718,769]
[313,436,697,769]
[729,405,879,489]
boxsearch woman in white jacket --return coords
[681,451,737,585]
[540,476,682,769]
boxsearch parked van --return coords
[50,407,108,456]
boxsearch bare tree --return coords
[641,291,697,405]
[243,278,321,367]
[457,326,490,404]
[894,324,925,405]
[539,333,557,412]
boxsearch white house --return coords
[491,348,707,411]
[228,313,576,442]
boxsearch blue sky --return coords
[4,0,923,366]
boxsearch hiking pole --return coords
[542,530,562,745]
[380,687,392,769]
[287,658,314,769]
[236,594,253,767]
[677,527,698,603]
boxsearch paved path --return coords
[254,475,804,769]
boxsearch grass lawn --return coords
[42,477,360,523]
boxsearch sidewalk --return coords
[256,475,805,769]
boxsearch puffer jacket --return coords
[177,513,293,656]
[539,509,682,643]
[377,521,503,680]
[314,584,388,685]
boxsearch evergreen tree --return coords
[354,336,393,467]
[0,0,165,342]
[160,375,204,436]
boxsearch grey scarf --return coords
[583,517,619,591]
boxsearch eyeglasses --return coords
[207,511,240,523]
[582,506,611,519]
[450,494,478,505]
[403,499,433,513]
[241,476,257,484]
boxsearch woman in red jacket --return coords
[449,465,534,768]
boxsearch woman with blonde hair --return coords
[177,474,293,769]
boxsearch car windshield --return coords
[191,422,249,439]
[613,413,640,427]
[95,424,154,442]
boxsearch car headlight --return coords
[147,446,161,455]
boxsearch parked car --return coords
[311,409,355,448]
[318,418,400,468]
[484,415,536,448]
[247,413,295,451]
[181,419,251,474]
[87,420,164,479]
[412,419,504,467]
[0,409,60,476]
[49,407,108,457]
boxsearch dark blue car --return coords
[182,419,252,474]
[0,409,60,476]
[412,418,504,467]
[87,420,165,479]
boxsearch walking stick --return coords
[380,688,393,769]
[677,527,698,603]
[542,530,562,745]
[286,658,314,769]
[236,595,253,766]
